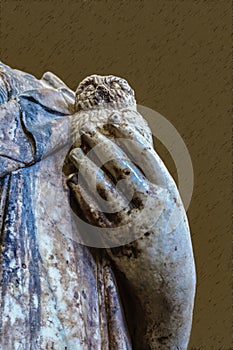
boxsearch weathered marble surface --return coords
[0,62,196,349]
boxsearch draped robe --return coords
[0,62,131,349]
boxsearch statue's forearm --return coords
[108,211,196,350]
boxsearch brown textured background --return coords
[0,1,231,349]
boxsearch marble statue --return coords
[0,62,196,349]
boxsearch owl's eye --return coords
[85,84,95,92]
[111,82,121,89]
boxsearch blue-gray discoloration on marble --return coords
[0,62,132,349]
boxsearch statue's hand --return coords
[66,115,176,247]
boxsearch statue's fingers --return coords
[68,174,121,247]
[108,118,168,187]
[67,173,111,228]
[69,148,131,221]
[80,126,150,203]
[67,173,138,247]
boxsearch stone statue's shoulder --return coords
[0,63,76,177]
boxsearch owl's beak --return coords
[95,85,110,103]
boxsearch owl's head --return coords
[75,75,136,111]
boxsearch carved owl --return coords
[75,74,136,111]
